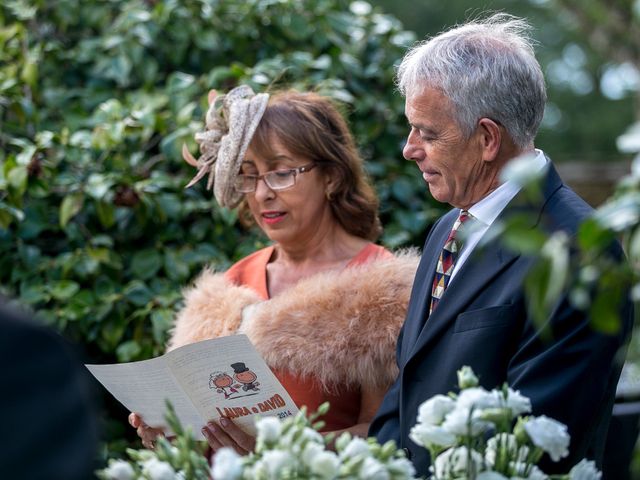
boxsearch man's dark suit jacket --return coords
[369,161,633,476]
[0,302,99,479]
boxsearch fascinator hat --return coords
[182,85,269,208]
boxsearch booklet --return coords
[86,334,298,440]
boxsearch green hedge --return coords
[0,0,446,452]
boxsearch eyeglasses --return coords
[234,163,317,193]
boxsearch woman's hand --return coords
[202,417,256,455]
[128,412,165,450]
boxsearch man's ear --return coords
[477,117,502,162]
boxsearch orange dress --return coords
[224,243,391,431]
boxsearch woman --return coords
[129,85,419,455]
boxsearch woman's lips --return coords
[261,211,286,225]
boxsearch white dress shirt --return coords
[449,149,548,281]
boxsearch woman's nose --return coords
[253,176,274,201]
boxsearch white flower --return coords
[492,388,532,417]
[526,465,550,480]
[441,405,493,436]
[434,446,483,479]
[511,463,548,480]
[416,394,456,425]
[299,426,324,444]
[256,416,282,443]
[340,437,371,459]
[485,433,529,467]
[386,456,417,478]
[359,457,390,480]
[476,471,508,480]
[309,451,340,479]
[301,442,326,467]
[456,387,498,410]
[261,449,296,478]
[569,459,602,480]
[211,448,243,480]
[457,366,479,388]
[141,458,176,480]
[103,460,135,480]
[523,416,570,462]
[409,423,456,448]
[279,424,322,453]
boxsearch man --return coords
[368,13,633,476]
[0,300,99,479]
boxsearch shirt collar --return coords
[468,149,547,227]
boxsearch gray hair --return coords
[396,13,546,149]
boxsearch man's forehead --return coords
[405,88,452,118]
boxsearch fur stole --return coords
[167,249,420,392]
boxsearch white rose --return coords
[457,366,479,389]
[568,459,602,480]
[434,446,483,479]
[476,471,508,480]
[523,416,570,462]
[386,456,416,479]
[441,405,492,436]
[261,449,296,477]
[359,457,390,480]
[309,451,340,479]
[409,423,456,448]
[509,461,549,479]
[141,458,176,480]
[416,394,456,425]
[340,437,371,459]
[256,416,282,443]
[456,387,498,410]
[302,442,326,467]
[211,447,243,480]
[300,426,324,444]
[103,460,135,480]
[500,388,532,417]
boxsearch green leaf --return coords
[59,193,85,228]
[123,280,153,306]
[48,280,81,300]
[116,340,142,362]
[7,165,28,194]
[151,309,173,344]
[164,249,190,281]
[95,200,116,228]
[130,249,162,279]
[20,283,50,304]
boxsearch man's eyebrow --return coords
[410,122,436,133]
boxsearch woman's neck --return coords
[265,227,369,298]
[272,226,368,269]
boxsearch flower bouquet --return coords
[409,366,601,480]
[212,402,416,479]
[98,367,603,480]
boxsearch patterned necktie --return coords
[430,210,471,314]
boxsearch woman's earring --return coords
[325,190,333,201]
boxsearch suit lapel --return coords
[404,160,564,364]
[400,210,458,364]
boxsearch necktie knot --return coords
[446,210,471,252]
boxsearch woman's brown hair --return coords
[239,90,382,241]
